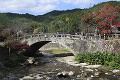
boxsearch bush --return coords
[75,53,86,63]
[4,52,27,68]
[75,51,120,69]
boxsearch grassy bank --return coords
[51,49,71,54]
[50,49,73,57]
[75,51,120,69]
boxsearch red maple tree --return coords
[81,4,120,35]
[12,41,30,54]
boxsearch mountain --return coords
[48,1,120,33]
[43,8,82,17]
[36,8,82,23]
[2,8,82,23]
[0,1,119,33]
[0,8,82,30]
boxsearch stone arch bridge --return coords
[21,33,102,55]
[21,33,82,55]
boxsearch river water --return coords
[20,51,120,80]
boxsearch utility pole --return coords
[90,3,91,8]
[90,0,91,8]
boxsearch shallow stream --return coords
[21,51,120,80]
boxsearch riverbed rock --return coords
[112,69,120,73]
[34,61,39,65]
[85,69,94,72]
[27,57,35,64]
[34,75,43,80]
[79,63,88,67]
[57,71,68,78]
[68,71,74,76]
[98,67,112,75]
[43,75,47,78]
[77,75,81,78]
[114,71,120,76]
[91,75,94,78]
[105,71,113,75]
[84,65,102,69]
[20,76,34,80]
[70,62,88,67]
[29,73,36,77]
[94,72,100,76]
[46,77,53,80]
[77,73,87,79]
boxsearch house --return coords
[110,26,120,39]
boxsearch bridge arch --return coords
[21,41,51,57]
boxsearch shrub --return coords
[4,52,27,68]
[75,53,86,63]
[75,51,120,69]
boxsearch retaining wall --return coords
[64,39,120,55]
[25,37,120,55]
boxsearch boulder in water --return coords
[57,71,68,78]
[68,71,74,76]
[27,57,35,64]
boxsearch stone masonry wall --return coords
[101,40,120,53]
[62,39,120,55]
[25,37,120,55]
[64,39,103,55]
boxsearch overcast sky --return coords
[0,0,119,15]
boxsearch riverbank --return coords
[2,50,120,80]
[57,56,102,68]
[56,55,120,80]
[20,50,120,80]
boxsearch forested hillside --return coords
[0,8,81,33]
[0,1,119,34]
[49,1,120,33]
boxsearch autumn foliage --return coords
[0,28,30,54]
[12,41,30,54]
[12,41,30,50]
[81,4,120,35]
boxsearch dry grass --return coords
[51,49,71,54]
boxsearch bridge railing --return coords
[20,33,84,54]
[21,33,85,44]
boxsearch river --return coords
[2,50,120,80]
[19,50,120,80]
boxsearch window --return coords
[117,27,120,31]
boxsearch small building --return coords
[110,26,120,39]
